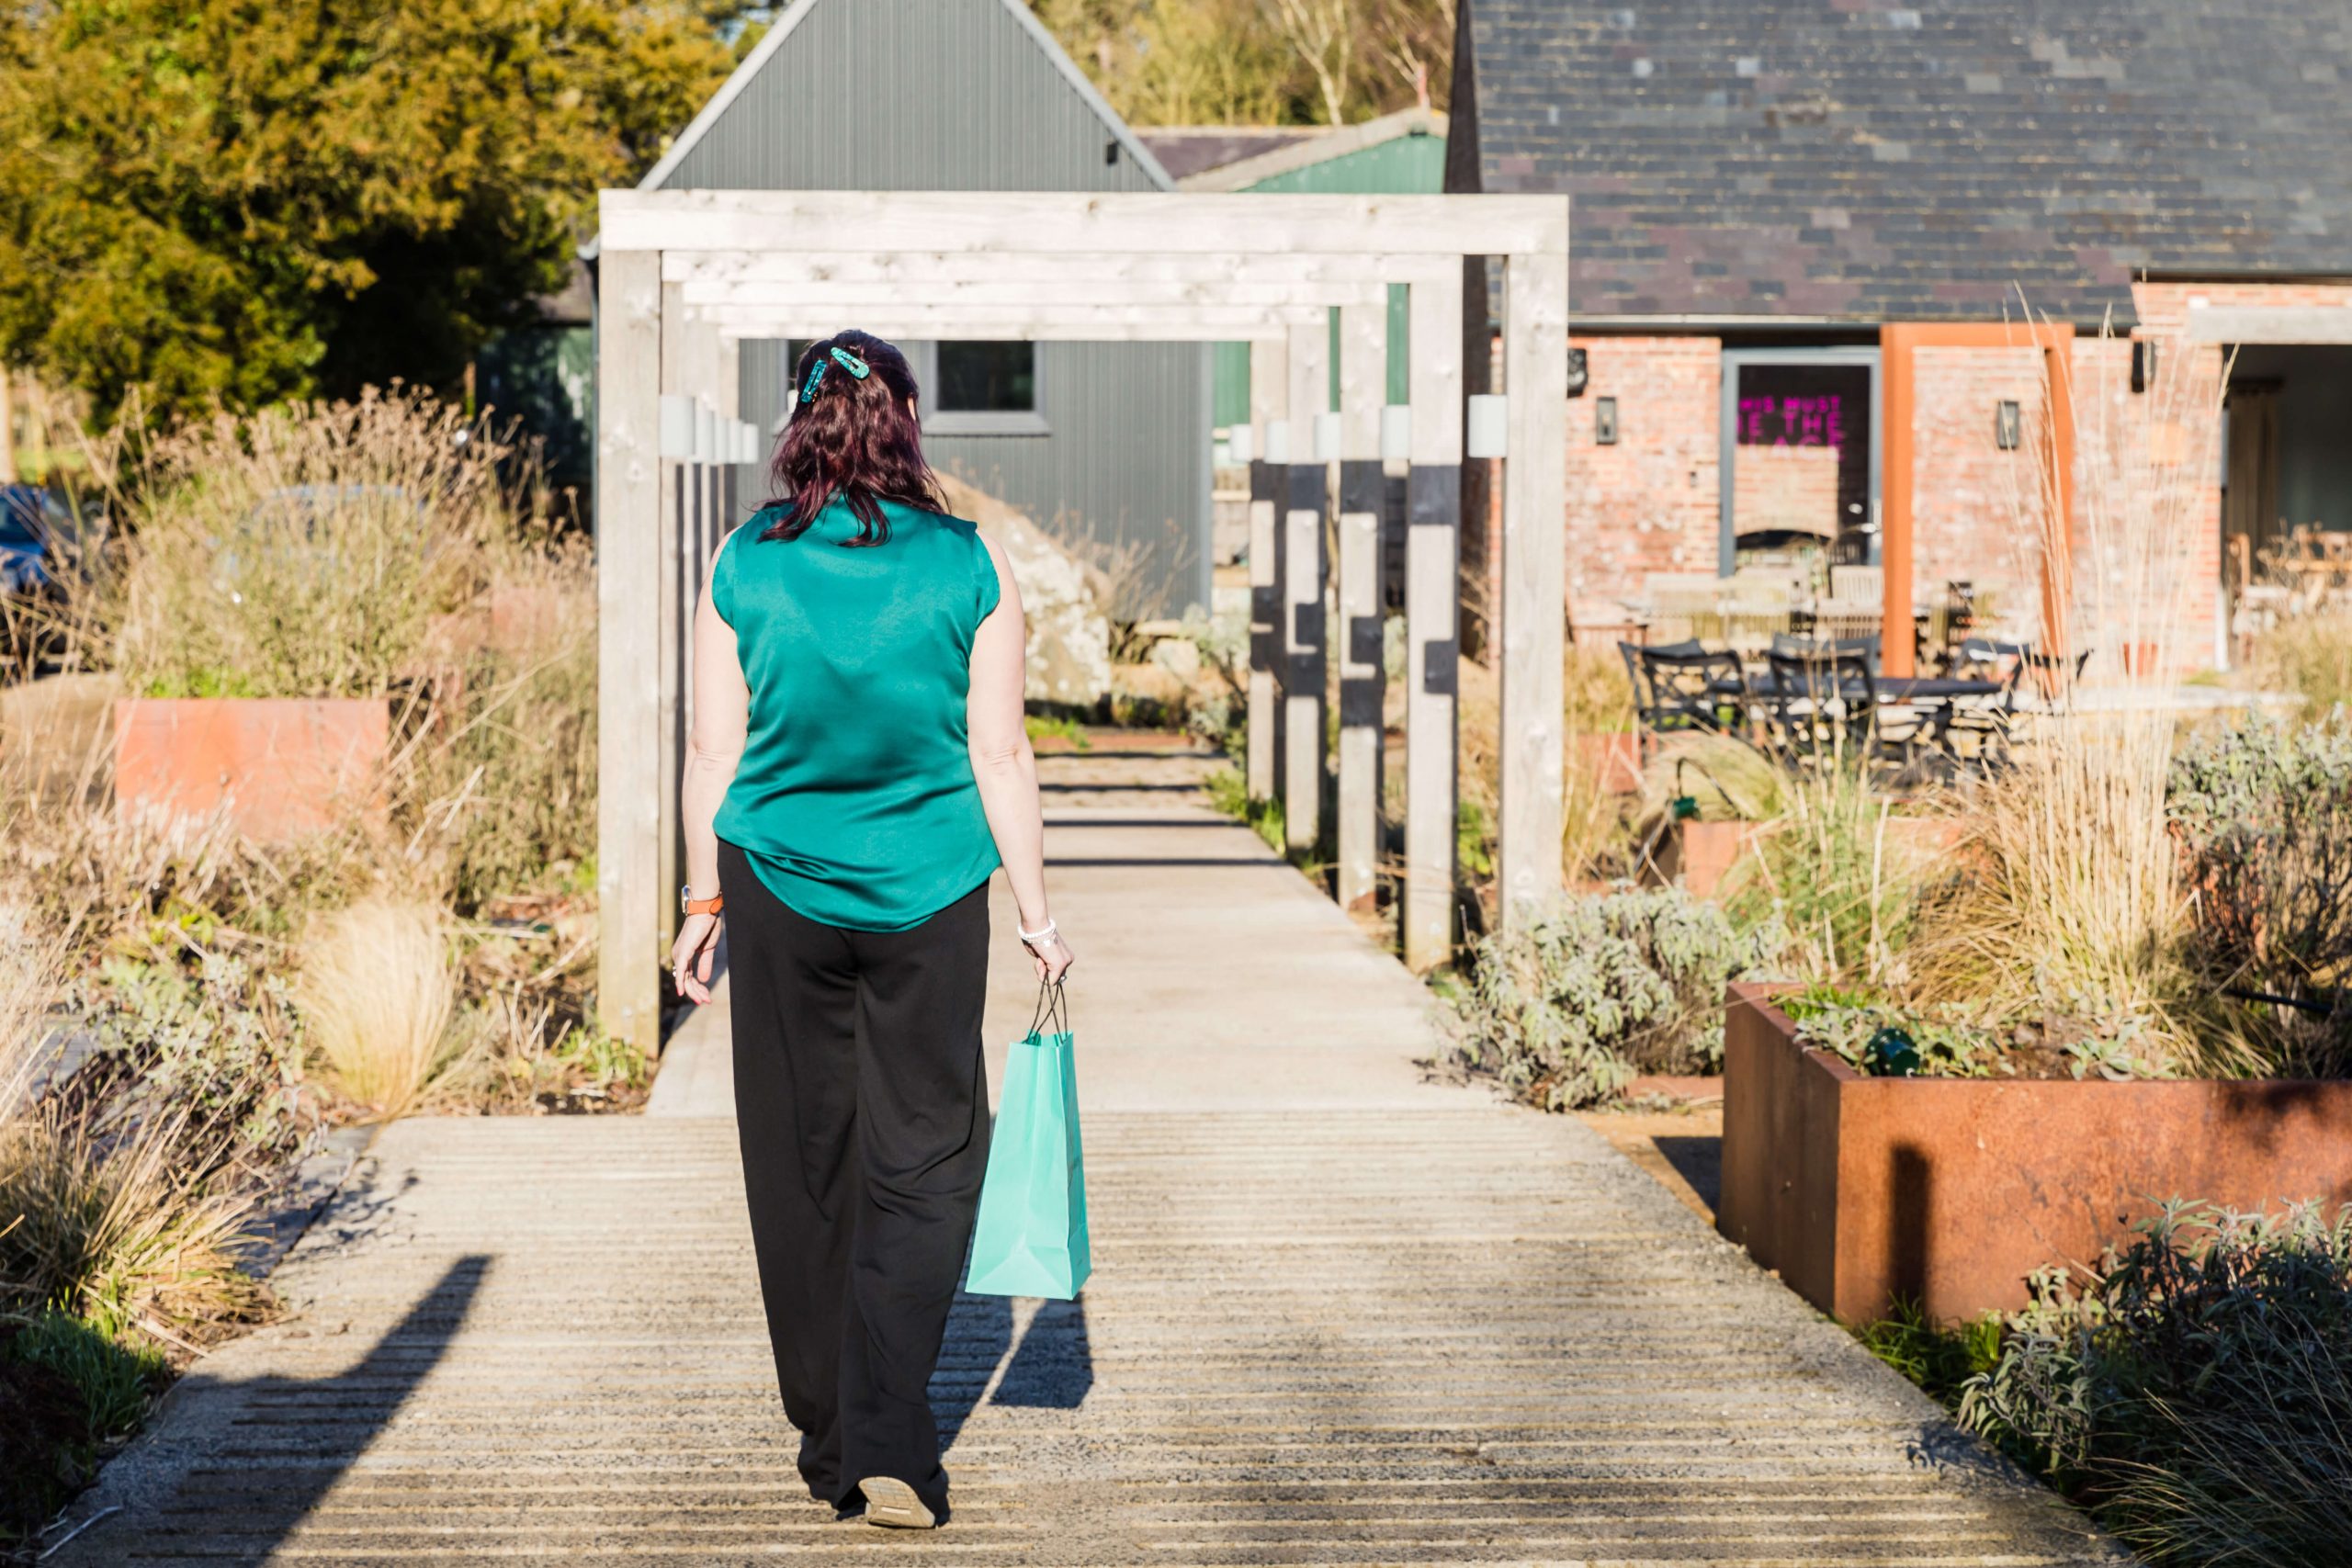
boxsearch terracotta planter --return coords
[1657,817,1970,902]
[1718,981,2352,1323]
[1658,819,1759,898]
[114,697,391,841]
[1570,731,1641,795]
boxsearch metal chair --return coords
[1623,641,1746,741]
[1762,648,1932,773]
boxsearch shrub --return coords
[107,390,506,701]
[1854,1298,2003,1407]
[1724,756,1928,987]
[1962,1202,2352,1568]
[2170,717,2352,1076]
[297,898,458,1119]
[1447,888,1773,1110]
[2250,610,2352,720]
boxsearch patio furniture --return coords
[1759,648,1941,773]
[1623,640,1747,740]
[1771,630,1882,671]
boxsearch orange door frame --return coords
[1879,322,2077,677]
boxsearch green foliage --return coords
[1725,758,1926,987]
[1455,799,1494,881]
[0,0,735,419]
[1778,986,2009,1079]
[1205,766,1284,854]
[1448,888,1773,1111]
[2170,717,2352,1076]
[6,1303,171,1446]
[1024,712,1091,750]
[1854,1298,2002,1408]
[67,954,309,1171]
[1961,1202,2352,1568]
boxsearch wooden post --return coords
[1247,335,1289,803]
[1404,274,1464,971]
[1336,300,1387,912]
[596,248,665,1052]
[1498,251,1569,931]
[1283,319,1330,854]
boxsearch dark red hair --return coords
[763,331,944,546]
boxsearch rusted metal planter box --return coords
[114,697,390,841]
[1658,818,1967,901]
[1718,980,2352,1324]
[1570,731,1642,795]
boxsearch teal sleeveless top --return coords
[711,498,1002,931]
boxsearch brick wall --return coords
[1564,336,1722,622]
[1729,445,1840,543]
[1911,345,2050,644]
[2068,333,2224,675]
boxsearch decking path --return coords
[57,749,2119,1565]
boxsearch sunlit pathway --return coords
[55,749,2120,1565]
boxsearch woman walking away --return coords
[668,331,1075,1531]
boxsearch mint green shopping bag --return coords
[966,983,1091,1299]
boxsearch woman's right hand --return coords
[671,912,723,1005]
[1023,926,1075,985]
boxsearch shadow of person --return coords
[932,1289,1012,1454]
[990,1295,1093,1410]
[47,1255,490,1566]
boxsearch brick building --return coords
[1448,0,2352,673]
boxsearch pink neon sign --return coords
[1737,394,1845,449]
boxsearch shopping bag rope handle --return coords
[1025,976,1069,1042]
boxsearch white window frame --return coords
[914,340,1051,436]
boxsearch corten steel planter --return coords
[1656,817,1968,901]
[1570,731,1642,795]
[1718,981,2352,1324]
[114,697,391,841]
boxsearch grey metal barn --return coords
[638,0,1212,614]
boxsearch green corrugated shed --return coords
[1210,126,1445,426]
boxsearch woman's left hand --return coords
[671,912,723,1004]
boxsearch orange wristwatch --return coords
[680,885,724,917]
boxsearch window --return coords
[926,342,1047,435]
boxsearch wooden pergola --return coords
[593,188,1569,1049]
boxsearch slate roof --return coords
[1455,0,2352,323]
[1136,128,1322,183]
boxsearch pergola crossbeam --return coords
[604,189,1566,258]
[666,252,1459,288]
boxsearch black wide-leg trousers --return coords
[719,840,991,1522]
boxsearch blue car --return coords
[0,483,75,597]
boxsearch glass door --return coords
[1719,348,1883,576]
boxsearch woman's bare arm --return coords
[967,537,1073,982]
[671,545,748,1003]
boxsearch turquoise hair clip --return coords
[799,344,872,405]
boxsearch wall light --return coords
[1995,400,2022,450]
[2132,339,2158,393]
[1595,396,1620,446]
[1565,347,1589,398]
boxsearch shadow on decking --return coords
[51,1254,489,1564]
[934,1292,1094,1450]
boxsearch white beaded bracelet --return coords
[1018,919,1059,944]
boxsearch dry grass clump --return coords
[2250,610,2352,719]
[107,389,504,701]
[297,899,458,1120]
[1905,314,2223,1069]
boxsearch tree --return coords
[1031,0,1451,130]
[0,0,736,423]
